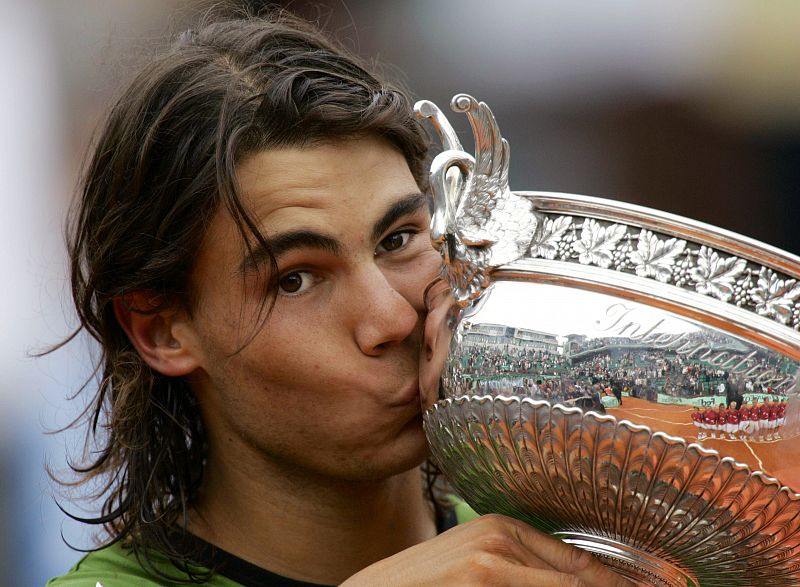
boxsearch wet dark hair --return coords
[57,11,431,582]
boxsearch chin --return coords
[388,415,431,474]
[352,417,430,481]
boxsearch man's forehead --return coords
[236,137,412,189]
[198,138,425,261]
[234,138,418,224]
[236,150,347,204]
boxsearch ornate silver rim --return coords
[520,191,800,334]
[527,191,800,275]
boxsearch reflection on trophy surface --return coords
[417,94,800,586]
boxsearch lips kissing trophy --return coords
[417,94,800,587]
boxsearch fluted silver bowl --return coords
[416,95,800,586]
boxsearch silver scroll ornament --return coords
[417,94,800,586]
[416,95,538,304]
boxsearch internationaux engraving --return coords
[595,302,797,393]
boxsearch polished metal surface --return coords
[426,397,800,586]
[416,94,800,585]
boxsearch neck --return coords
[189,450,437,585]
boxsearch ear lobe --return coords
[113,293,201,377]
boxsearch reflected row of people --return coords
[461,342,792,410]
[691,400,786,441]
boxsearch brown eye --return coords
[277,271,313,295]
[378,231,411,253]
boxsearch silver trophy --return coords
[417,94,800,587]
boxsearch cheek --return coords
[397,249,443,308]
[231,311,350,390]
[192,288,266,355]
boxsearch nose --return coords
[352,265,420,356]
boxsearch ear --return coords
[113,293,201,377]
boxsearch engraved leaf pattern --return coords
[629,229,687,282]
[573,219,626,268]
[530,215,573,260]
[751,268,800,324]
[689,246,747,302]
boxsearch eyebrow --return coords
[371,192,430,242]
[240,192,430,274]
[240,231,341,274]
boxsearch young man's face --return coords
[183,136,441,482]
